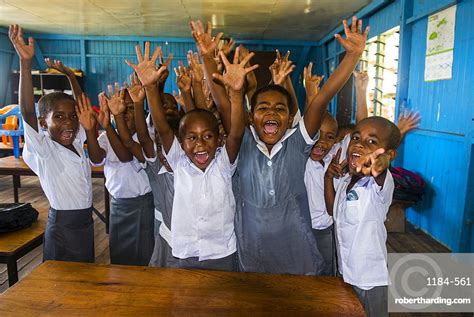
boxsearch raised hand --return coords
[190,20,224,57]
[125,41,167,87]
[356,148,390,177]
[173,90,185,108]
[106,83,126,116]
[335,16,369,57]
[126,73,146,103]
[76,94,97,132]
[325,148,348,179]
[44,58,74,76]
[97,92,111,129]
[304,62,325,97]
[219,38,235,57]
[212,47,259,93]
[175,61,192,92]
[9,25,35,61]
[187,50,204,83]
[270,50,296,85]
[158,48,173,84]
[353,62,369,91]
[397,109,421,137]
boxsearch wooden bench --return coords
[385,200,416,233]
[0,261,365,316]
[0,207,47,287]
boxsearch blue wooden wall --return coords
[0,29,320,108]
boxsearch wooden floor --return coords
[0,174,462,316]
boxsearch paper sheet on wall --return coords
[424,5,456,81]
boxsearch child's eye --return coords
[257,106,268,111]
[188,136,196,141]
[71,114,78,119]
[351,135,359,141]
[368,139,377,145]
[204,134,213,140]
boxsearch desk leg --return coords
[7,257,19,286]
[104,180,110,234]
[12,175,20,203]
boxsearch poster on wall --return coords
[424,5,456,82]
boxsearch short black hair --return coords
[250,84,293,113]
[357,116,401,150]
[38,92,75,117]
[323,112,338,132]
[178,109,219,138]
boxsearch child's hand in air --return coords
[173,90,185,108]
[187,50,204,83]
[212,47,259,94]
[158,48,173,84]
[219,38,235,57]
[97,92,111,129]
[9,25,34,62]
[44,58,75,76]
[356,148,390,177]
[125,41,168,87]
[76,94,97,132]
[106,83,126,116]
[325,148,348,179]
[270,50,296,85]
[126,73,146,103]
[304,62,324,98]
[335,16,370,57]
[353,63,369,91]
[190,20,223,57]
[175,61,192,92]
[397,109,421,137]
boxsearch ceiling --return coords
[0,0,371,41]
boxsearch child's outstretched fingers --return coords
[334,16,369,56]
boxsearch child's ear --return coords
[288,114,294,126]
[38,116,48,130]
[387,149,397,161]
[248,112,254,126]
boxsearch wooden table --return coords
[0,207,47,287]
[0,261,365,316]
[0,156,110,232]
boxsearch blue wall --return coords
[0,29,14,107]
[0,30,320,108]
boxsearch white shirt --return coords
[304,144,340,229]
[333,171,394,289]
[22,120,92,210]
[164,137,237,261]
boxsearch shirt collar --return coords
[249,125,297,159]
[184,147,222,175]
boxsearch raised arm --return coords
[190,21,232,134]
[238,45,258,102]
[175,61,195,112]
[99,87,133,162]
[187,51,207,109]
[270,50,298,117]
[126,42,174,153]
[305,17,369,138]
[353,63,369,122]
[303,62,324,111]
[44,58,83,100]
[76,94,106,164]
[212,48,258,163]
[9,25,37,131]
[128,73,155,159]
[397,109,421,145]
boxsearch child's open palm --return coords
[175,61,192,91]
[125,42,167,87]
[335,16,370,57]
[212,47,259,92]
[187,51,204,82]
[9,25,34,61]
[76,94,97,131]
[190,20,223,57]
[270,50,295,85]
[126,73,146,103]
[353,63,369,90]
[97,92,111,129]
[106,83,126,116]
[304,62,325,97]
[44,58,74,76]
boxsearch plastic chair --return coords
[0,105,24,158]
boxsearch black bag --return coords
[0,203,39,233]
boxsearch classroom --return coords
[0,0,473,316]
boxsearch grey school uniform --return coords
[234,125,324,275]
[144,158,175,267]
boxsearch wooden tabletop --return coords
[0,156,104,177]
[0,207,47,256]
[0,261,365,316]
